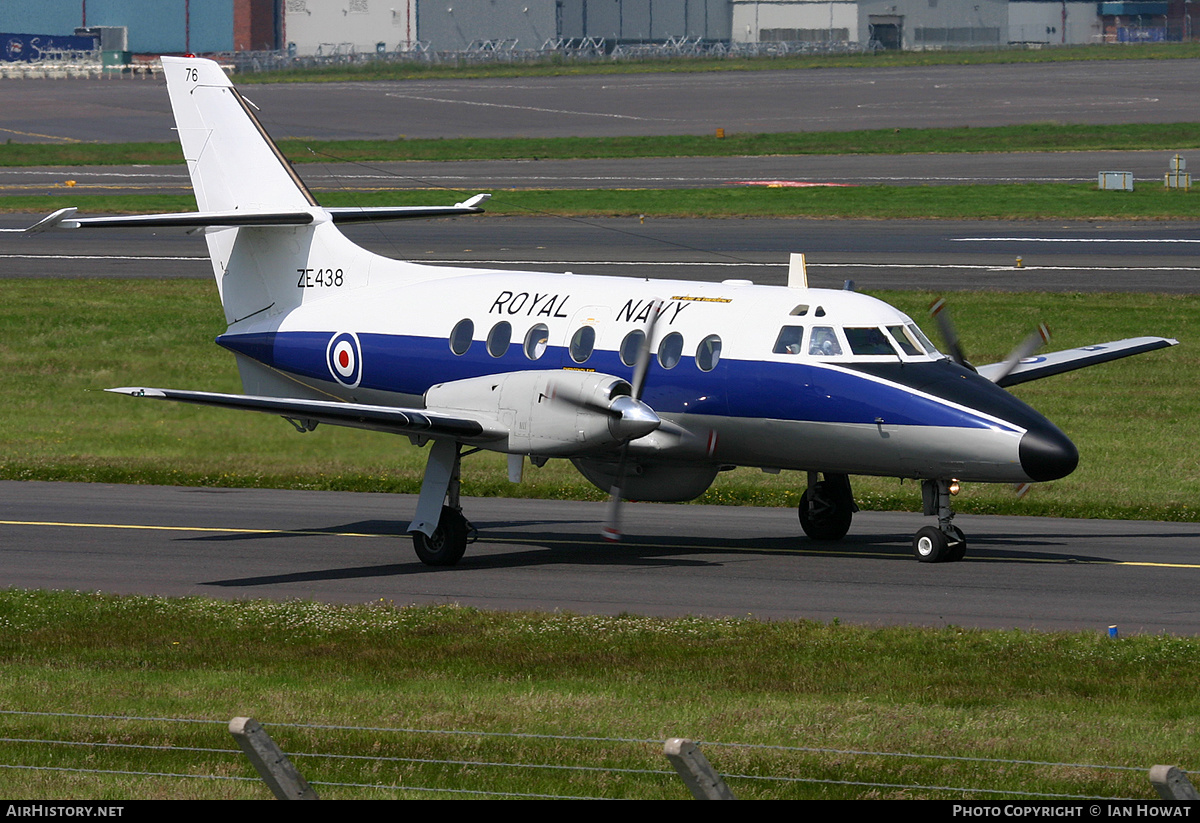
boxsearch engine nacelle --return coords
[571,457,720,502]
[424,370,657,456]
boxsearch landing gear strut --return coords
[798,472,857,541]
[914,478,966,563]
[408,440,474,566]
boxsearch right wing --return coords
[977,337,1179,388]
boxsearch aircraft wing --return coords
[977,336,1179,388]
[105,387,507,442]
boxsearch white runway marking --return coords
[0,254,206,261]
[953,237,1200,244]
[384,92,660,121]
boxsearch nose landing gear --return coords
[914,478,966,562]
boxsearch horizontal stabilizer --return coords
[106,387,507,442]
[977,336,1179,387]
[26,195,489,233]
[327,194,491,224]
[27,208,313,232]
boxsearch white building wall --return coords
[731,1,859,43]
[1008,2,1102,45]
[283,0,561,56]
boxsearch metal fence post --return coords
[663,737,736,799]
[229,716,319,800]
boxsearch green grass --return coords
[234,42,1200,85]
[0,280,1193,521]
[9,182,1200,220]
[6,122,1200,163]
[0,590,1195,799]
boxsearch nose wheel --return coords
[913,524,966,563]
[915,479,967,562]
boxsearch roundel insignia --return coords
[326,332,362,388]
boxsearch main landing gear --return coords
[914,478,966,563]
[408,440,475,566]
[798,472,858,541]
[798,473,968,562]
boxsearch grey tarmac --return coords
[3,481,1198,634]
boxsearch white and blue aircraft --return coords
[28,57,1178,565]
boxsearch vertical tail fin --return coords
[162,56,316,214]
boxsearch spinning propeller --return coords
[603,298,664,542]
[929,298,1052,499]
[928,298,1050,385]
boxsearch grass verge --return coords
[0,589,1195,799]
[0,281,1193,521]
[5,122,1200,164]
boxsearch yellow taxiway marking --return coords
[0,127,82,143]
[0,519,385,539]
[4,519,1200,568]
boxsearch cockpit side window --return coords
[907,323,940,355]
[773,326,805,355]
[886,325,923,356]
[809,326,842,357]
[845,327,898,356]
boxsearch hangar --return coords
[0,0,1185,59]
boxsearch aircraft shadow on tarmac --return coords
[191,519,1176,589]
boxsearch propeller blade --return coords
[928,297,972,370]
[602,298,664,541]
[987,323,1051,385]
[630,298,663,400]
[602,484,625,542]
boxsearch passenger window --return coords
[449,318,473,356]
[886,325,922,356]
[845,327,898,356]
[809,326,842,357]
[658,332,684,370]
[569,325,596,363]
[696,334,722,372]
[619,329,645,367]
[486,321,511,358]
[524,323,549,360]
[772,326,804,355]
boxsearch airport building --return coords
[0,0,1187,59]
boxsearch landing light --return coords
[949,480,960,495]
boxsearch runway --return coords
[2,481,1197,634]
[6,213,1200,292]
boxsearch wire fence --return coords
[0,709,1171,800]
[223,38,884,74]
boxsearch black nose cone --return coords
[1019,426,1079,482]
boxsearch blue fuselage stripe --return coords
[216,331,1024,432]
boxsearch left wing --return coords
[105,387,507,442]
[977,337,1179,388]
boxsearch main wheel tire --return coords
[913,526,950,563]
[798,480,854,541]
[413,505,469,567]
